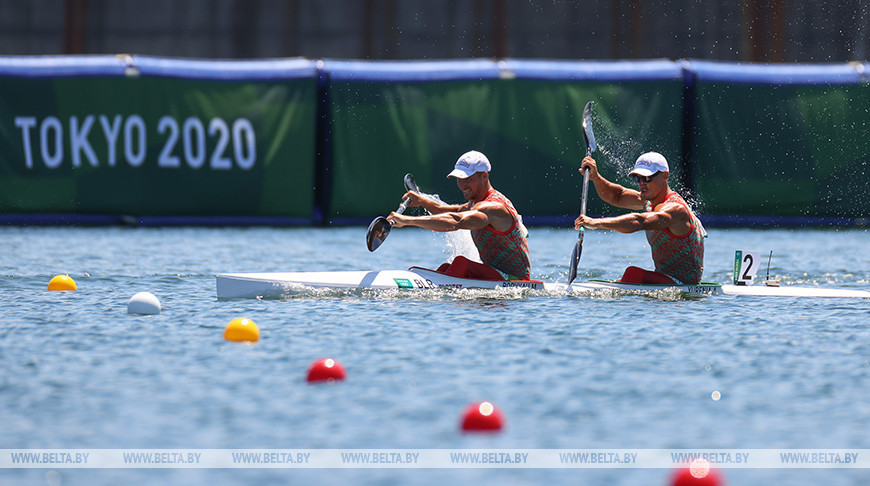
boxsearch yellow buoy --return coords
[224,317,259,342]
[48,275,77,291]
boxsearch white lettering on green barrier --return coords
[14,115,257,171]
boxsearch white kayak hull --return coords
[216,267,870,300]
[216,267,725,299]
[720,284,870,298]
[215,270,430,299]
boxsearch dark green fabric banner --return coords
[0,60,317,220]
[327,73,684,222]
[2,57,866,226]
[688,60,869,221]
[693,83,870,219]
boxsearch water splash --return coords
[591,111,709,216]
[592,112,646,177]
[417,191,483,264]
[262,282,708,302]
[441,230,481,263]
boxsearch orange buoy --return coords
[48,275,77,291]
[224,317,259,342]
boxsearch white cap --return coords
[447,150,491,179]
[628,152,669,177]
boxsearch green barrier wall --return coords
[0,58,317,221]
[325,61,685,223]
[1,57,866,226]
[689,61,870,221]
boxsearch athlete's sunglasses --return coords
[630,172,659,184]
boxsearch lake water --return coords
[1,225,868,485]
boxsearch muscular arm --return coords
[575,202,692,235]
[581,157,644,211]
[388,210,488,232]
[389,200,514,233]
[402,191,469,214]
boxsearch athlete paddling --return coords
[574,152,706,285]
[388,150,531,280]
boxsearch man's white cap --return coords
[447,150,491,179]
[628,152,669,177]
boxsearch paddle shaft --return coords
[394,173,417,218]
[577,147,591,238]
[579,157,590,220]
[365,173,418,251]
[568,101,595,284]
[395,197,410,217]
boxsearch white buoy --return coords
[127,292,161,315]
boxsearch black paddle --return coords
[568,101,597,284]
[403,173,420,194]
[365,173,418,252]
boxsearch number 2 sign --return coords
[733,250,761,286]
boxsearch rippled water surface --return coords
[1,226,868,485]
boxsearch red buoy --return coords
[671,459,724,486]
[460,401,504,432]
[306,358,346,383]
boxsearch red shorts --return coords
[436,255,504,281]
[618,266,678,285]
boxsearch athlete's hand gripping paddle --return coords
[568,101,596,284]
[366,173,418,252]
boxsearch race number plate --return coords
[733,250,761,286]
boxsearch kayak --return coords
[215,267,722,298]
[215,266,870,299]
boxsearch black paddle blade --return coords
[366,216,391,252]
[367,174,417,252]
[582,101,597,154]
[567,231,584,284]
[404,173,419,192]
